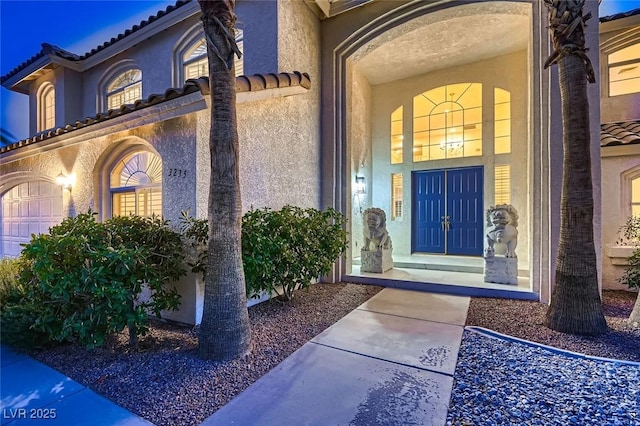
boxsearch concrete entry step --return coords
[353,254,484,274]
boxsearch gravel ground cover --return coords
[447,290,640,426]
[28,285,640,426]
[29,283,382,426]
[465,290,640,361]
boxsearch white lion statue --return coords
[363,207,392,251]
[485,204,518,258]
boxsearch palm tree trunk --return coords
[543,0,607,335]
[197,0,251,360]
[629,291,640,328]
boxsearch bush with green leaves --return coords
[616,215,640,246]
[242,206,348,301]
[181,206,349,301]
[1,211,184,349]
[180,210,209,279]
[0,257,21,305]
[620,248,640,290]
[0,257,49,349]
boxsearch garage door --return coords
[1,181,63,257]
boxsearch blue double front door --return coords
[412,166,484,256]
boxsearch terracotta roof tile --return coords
[601,120,640,147]
[1,0,192,84]
[0,72,311,155]
[600,8,640,23]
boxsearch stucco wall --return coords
[191,1,322,216]
[1,114,201,227]
[347,62,373,259]
[601,90,640,124]
[236,0,279,75]
[234,0,321,212]
[601,146,640,289]
[368,50,530,269]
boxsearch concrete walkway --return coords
[1,288,469,426]
[0,346,151,425]
[202,288,470,426]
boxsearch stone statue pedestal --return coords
[484,256,518,285]
[361,248,393,273]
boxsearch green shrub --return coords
[180,210,209,279]
[181,206,349,301]
[0,257,50,348]
[1,211,185,349]
[0,257,21,305]
[616,215,640,246]
[620,247,640,289]
[242,206,348,301]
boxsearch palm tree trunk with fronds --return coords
[543,0,607,335]
[197,0,251,360]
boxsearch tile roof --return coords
[599,8,640,23]
[1,0,192,84]
[601,120,640,147]
[0,72,311,155]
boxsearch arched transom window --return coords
[413,83,482,161]
[183,29,244,81]
[107,69,142,110]
[110,151,162,217]
[184,39,208,80]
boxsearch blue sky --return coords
[1,0,639,142]
[0,0,174,141]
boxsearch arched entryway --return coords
[321,0,551,298]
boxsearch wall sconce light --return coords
[355,175,366,194]
[56,172,72,190]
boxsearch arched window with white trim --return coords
[413,83,483,161]
[179,29,244,83]
[110,151,162,217]
[632,176,640,217]
[608,42,640,97]
[107,69,142,110]
[38,83,55,132]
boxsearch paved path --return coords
[1,288,469,425]
[0,346,151,425]
[202,288,470,425]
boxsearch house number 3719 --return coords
[167,168,188,178]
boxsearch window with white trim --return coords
[183,30,244,81]
[608,43,640,97]
[107,69,142,110]
[413,83,482,161]
[391,173,403,220]
[390,106,403,164]
[110,151,162,217]
[38,83,55,132]
[494,165,511,205]
[632,177,640,217]
[494,88,511,154]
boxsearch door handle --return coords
[441,215,451,231]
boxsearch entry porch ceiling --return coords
[352,4,531,86]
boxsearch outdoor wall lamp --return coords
[56,172,72,190]
[355,175,366,194]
